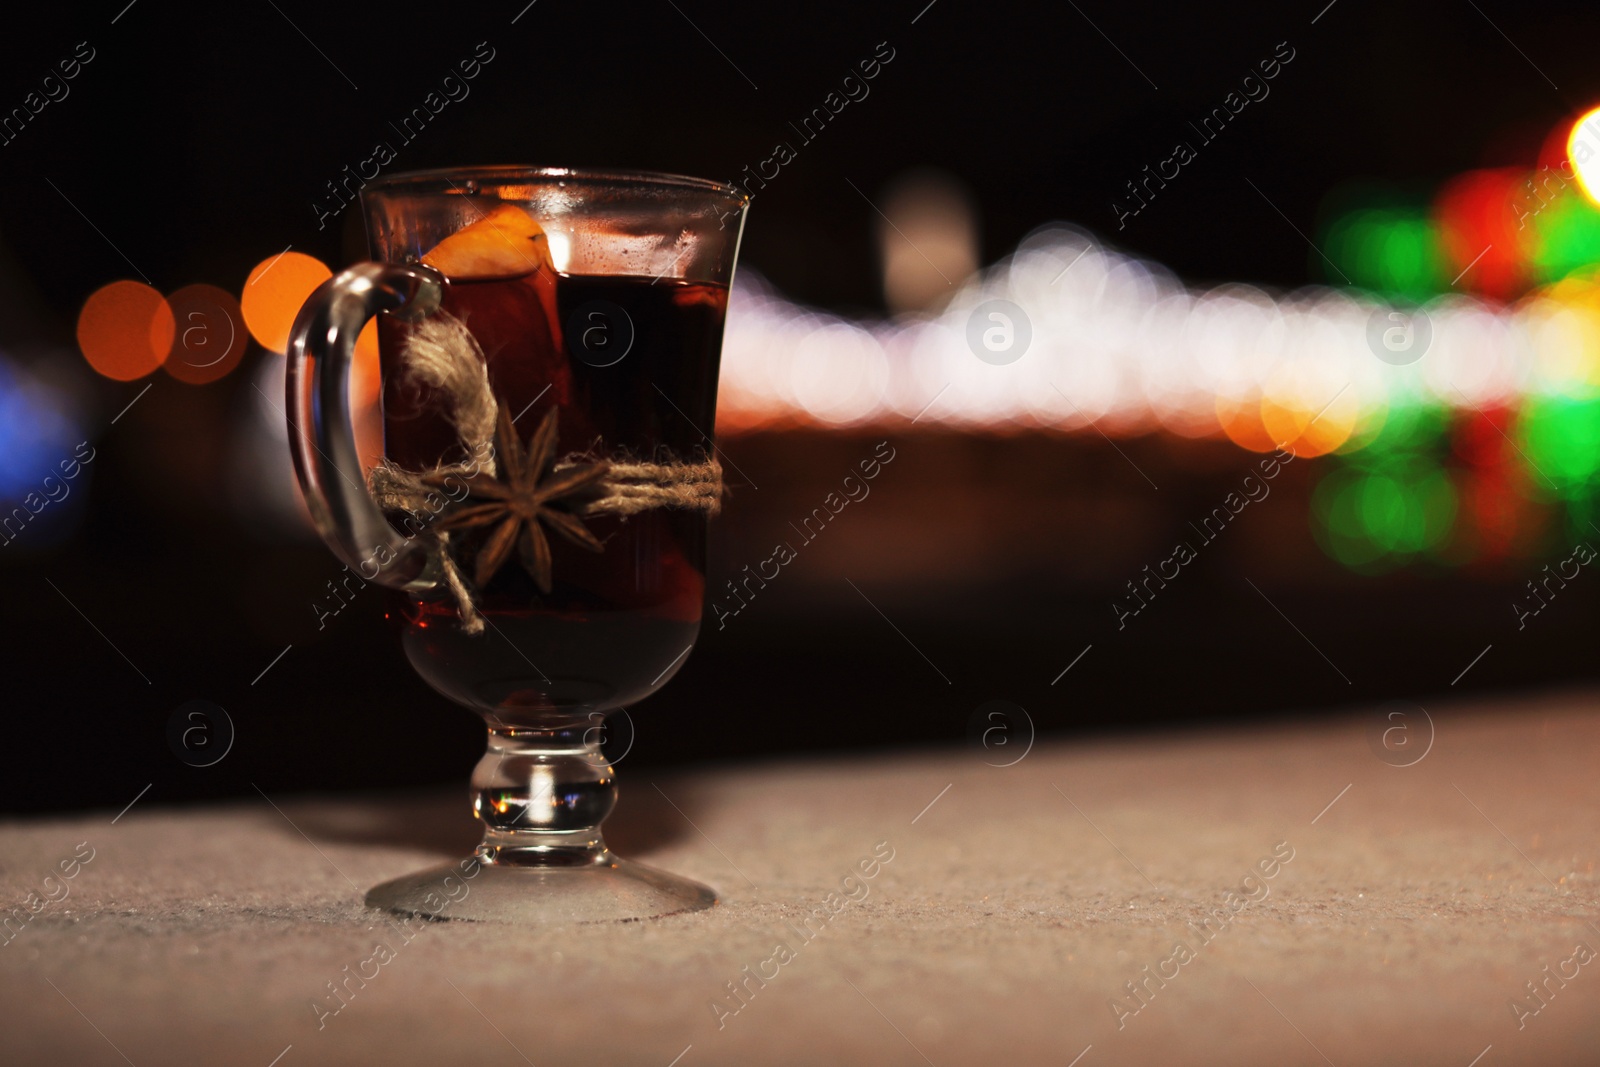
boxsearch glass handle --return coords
[285,262,444,590]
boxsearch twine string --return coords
[367,313,723,634]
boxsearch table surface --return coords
[3,690,1598,1066]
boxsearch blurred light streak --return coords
[716,226,1600,453]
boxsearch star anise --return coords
[425,406,610,593]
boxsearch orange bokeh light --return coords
[1260,400,1346,458]
[1216,393,1278,453]
[76,280,175,381]
[163,284,247,385]
[241,251,332,353]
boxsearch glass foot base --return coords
[365,855,718,923]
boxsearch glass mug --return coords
[286,167,747,922]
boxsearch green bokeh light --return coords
[1518,395,1600,499]
[1324,208,1448,302]
[1313,456,1458,570]
[1529,188,1600,282]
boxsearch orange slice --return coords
[422,204,554,280]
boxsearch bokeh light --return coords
[241,252,332,353]
[876,169,979,314]
[1214,393,1277,452]
[1324,204,1447,301]
[1433,169,1532,300]
[1518,394,1600,500]
[0,355,87,550]
[1259,364,1359,459]
[1452,402,1529,561]
[1313,457,1457,572]
[163,284,247,385]
[0,358,79,500]
[1566,106,1600,205]
[1527,190,1600,281]
[76,281,174,381]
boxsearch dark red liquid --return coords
[377,270,727,719]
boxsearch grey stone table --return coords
[2,689,1596,1065]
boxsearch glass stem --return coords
[471,724,616,867]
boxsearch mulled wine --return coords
[288,168,747,920]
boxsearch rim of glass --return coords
[365,165,748,208]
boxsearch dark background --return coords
[0,0,1594,815]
